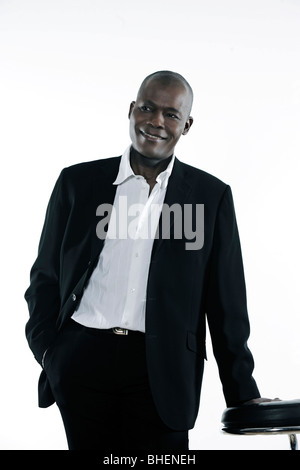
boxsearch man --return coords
[25,70,267,451]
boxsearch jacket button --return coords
[71,293,77,301]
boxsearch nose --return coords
[148,111,164,128]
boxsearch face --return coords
[128,79,193,160]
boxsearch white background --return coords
[0,0,299,450]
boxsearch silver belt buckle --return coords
[112,327,129,335]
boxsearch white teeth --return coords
[143,131,163,140]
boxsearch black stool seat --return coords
[221,399,300,450]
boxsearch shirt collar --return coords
[113,145,175,190]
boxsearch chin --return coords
[136,144,169,160]
[141,149,161,158]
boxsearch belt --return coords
[112,327,129,336]
[69,320,143,337]
[111,328,145,336]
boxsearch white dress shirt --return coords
[72,146,175,332]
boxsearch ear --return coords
[182,116,193,136]
[128,101,136,119]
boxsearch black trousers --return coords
[44,319,189,451]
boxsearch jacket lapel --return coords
[90,157,120,261]
[151,158,192,260]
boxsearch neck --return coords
[130,147,173,183]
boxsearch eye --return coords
[166,113,179,120]
[140,105,152,112]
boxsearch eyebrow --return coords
[142,99,181,116]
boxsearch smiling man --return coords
[129,72,193,160]
[25,71,264,451]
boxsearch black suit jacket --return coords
[25,154,260,431]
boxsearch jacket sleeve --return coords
[25,169,70,365]
[205,185,260,406]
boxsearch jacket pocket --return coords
[187,331,207,360]
[42,341,57,372]
[42,327,64,372]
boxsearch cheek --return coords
[129,118,138,139]
[169,126,184,143]
[168,120,183,133]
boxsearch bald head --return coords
[137,70,194,117]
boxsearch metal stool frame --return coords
[222,426,300,450]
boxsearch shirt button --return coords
[71,293,77,301]
[130,288,136,293]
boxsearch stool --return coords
[221,399,300,450]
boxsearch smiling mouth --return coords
[140,130,167,142]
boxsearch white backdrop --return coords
[0,0,299,450]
